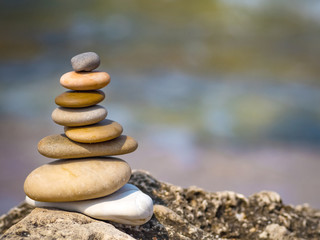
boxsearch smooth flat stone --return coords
[38,134,138,159]
[65,119,123,143]
[71,52,100,72]
[24,157,131,202]
[55,90,105,108]
[25,184,153,226]
[51,105,107,127]
[60,71,110,90]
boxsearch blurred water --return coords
[3,70,319,144]
[1,0,320,214]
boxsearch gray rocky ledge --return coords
[1,170,320,239]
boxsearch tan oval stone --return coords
[38,134,138,159]
[60,71,110,90]
[24,157,131,202]
[65,119,123,143]
[55,90,105,108]
[51,105,107,127]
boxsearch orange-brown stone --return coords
[65,119,123,143]
[60,71,110,90]
[55,90,105,108]
[51,105,107,127]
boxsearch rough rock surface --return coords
[1,208,134,240]
[1,170,320,239]
[0,202,34,236]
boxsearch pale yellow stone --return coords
[60,71,110,90]
[24,157,131,202]
[38,134,138,159]
[51,105,107,127]
[65,119,123,143]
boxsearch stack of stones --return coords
[23,52,153,226]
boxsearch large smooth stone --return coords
[60,71,110,90]
[38,134,138,159]
[52,105,107,127]
[65,119,123,143]
[25,184,153,226]
[24,157,131,202]
[55,90,105,108]
[71,52,100,72]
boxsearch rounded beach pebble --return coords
[64,119,123,143]
[51,105,107,127]
[55,90,105,108]
[24,157,131,202]
[38,134,138,159]
[60,71,110,90]
[71,52,100,72]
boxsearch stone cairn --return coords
[23,52,153,226]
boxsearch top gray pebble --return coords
[71,52,100,72]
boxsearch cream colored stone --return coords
[60,71,110,90]
[38,134,138,159]
[24,157,131,202]
[51,105,107,127]
[65,119,123,143]
[25,184,154,226]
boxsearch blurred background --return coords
[0,0,320,215]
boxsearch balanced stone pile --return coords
[23,52,153,226]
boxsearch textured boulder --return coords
[0,202,34,236]
[1,170,320,239]
[1,208,134,240]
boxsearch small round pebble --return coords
[38,134,138,159]
[60,71,110,90]
[51,105,107,127]
[64,119,123,143]
[55,90,105,108]
[71,52,100,72]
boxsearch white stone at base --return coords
[25,184,153,226]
